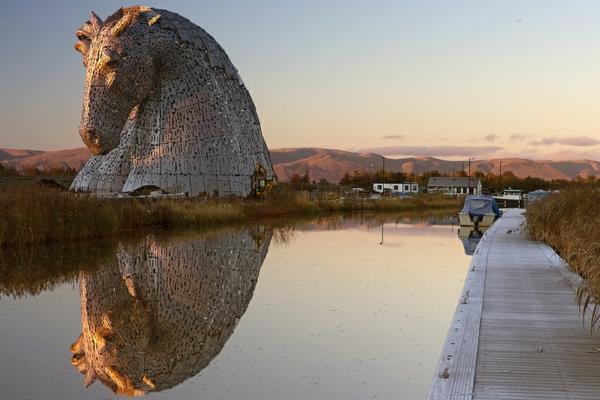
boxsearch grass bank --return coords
[0,186,461,247]
[526,186,600,328]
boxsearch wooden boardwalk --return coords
[429,209,600,399]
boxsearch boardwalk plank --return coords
[429,209,600,400]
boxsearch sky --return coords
[1,1,600,160]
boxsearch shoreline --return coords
[0,186,462,247]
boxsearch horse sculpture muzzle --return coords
[79,126,105,155]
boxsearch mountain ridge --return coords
[1,146,599,183]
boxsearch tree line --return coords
[0,163,78,178]
[290,169,598,193]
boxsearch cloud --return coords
[358,145,503,158]
[509,133,531,141]
[381,134,403,140]
[532,149,600,161]
[530,136,600,147]
[484,133,499,142]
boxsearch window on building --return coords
[404,184,410,191]
[412,184,418,192]
[377,184,382,190]
[393,185,399,190]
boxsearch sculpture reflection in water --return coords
[70,228,272,396]
[457,226,488,256]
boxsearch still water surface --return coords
[0,215,471,399]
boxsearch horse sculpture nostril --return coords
[79,127,104,154]
[79,127,98,142]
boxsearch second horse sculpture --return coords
[72,6,275,196]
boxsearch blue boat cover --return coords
[461,195,501,219]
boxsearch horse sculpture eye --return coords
[96,54,118,71]
[104,59,118,69]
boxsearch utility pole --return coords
[369,163,374,192]
[468,158,471,194]
[468,157,475,194]
[382,156,386,196]
[499,161,502,191]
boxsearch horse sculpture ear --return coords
[90,11,103,32]
[145,9,161,26]
[111,10,134,37]
[110,7,161,37]
[74,12,102,62]
[84,369,98,388]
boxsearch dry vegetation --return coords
[0,240,118,297]
[526,185,600,329]
[0,185,462,247]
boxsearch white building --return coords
[373,182,419,194]
[427,177,482,195]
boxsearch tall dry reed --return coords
[0,186,461,247]
[526,186,600,330]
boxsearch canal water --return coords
[0,215,471,399]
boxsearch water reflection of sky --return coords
[0,216,470,399]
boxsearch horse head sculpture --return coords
[75,7,162,155]
[72,6,275,196]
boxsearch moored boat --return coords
[493,188,524,208]
[458,195,501,228]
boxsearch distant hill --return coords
[1,146,599,183]
[271,147,600,182]
[0,147,91,171]
[0,148,43,162]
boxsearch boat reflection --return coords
[457,226,488,255]
[69,228,272,396]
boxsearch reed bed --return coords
[0,186,461,247]
[0,186,244,246]
[526,186,600,329]
[0,240,118,297]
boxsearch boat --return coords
[493,188,524,208]
[458,195,501,228]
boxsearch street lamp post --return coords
[468,157,475,194]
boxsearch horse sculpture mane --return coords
[72,6,275,196]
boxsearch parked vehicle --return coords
[527,189,551,203]
[458,195,502,228]
[392,191,414,199]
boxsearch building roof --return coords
[427,176,481,188]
